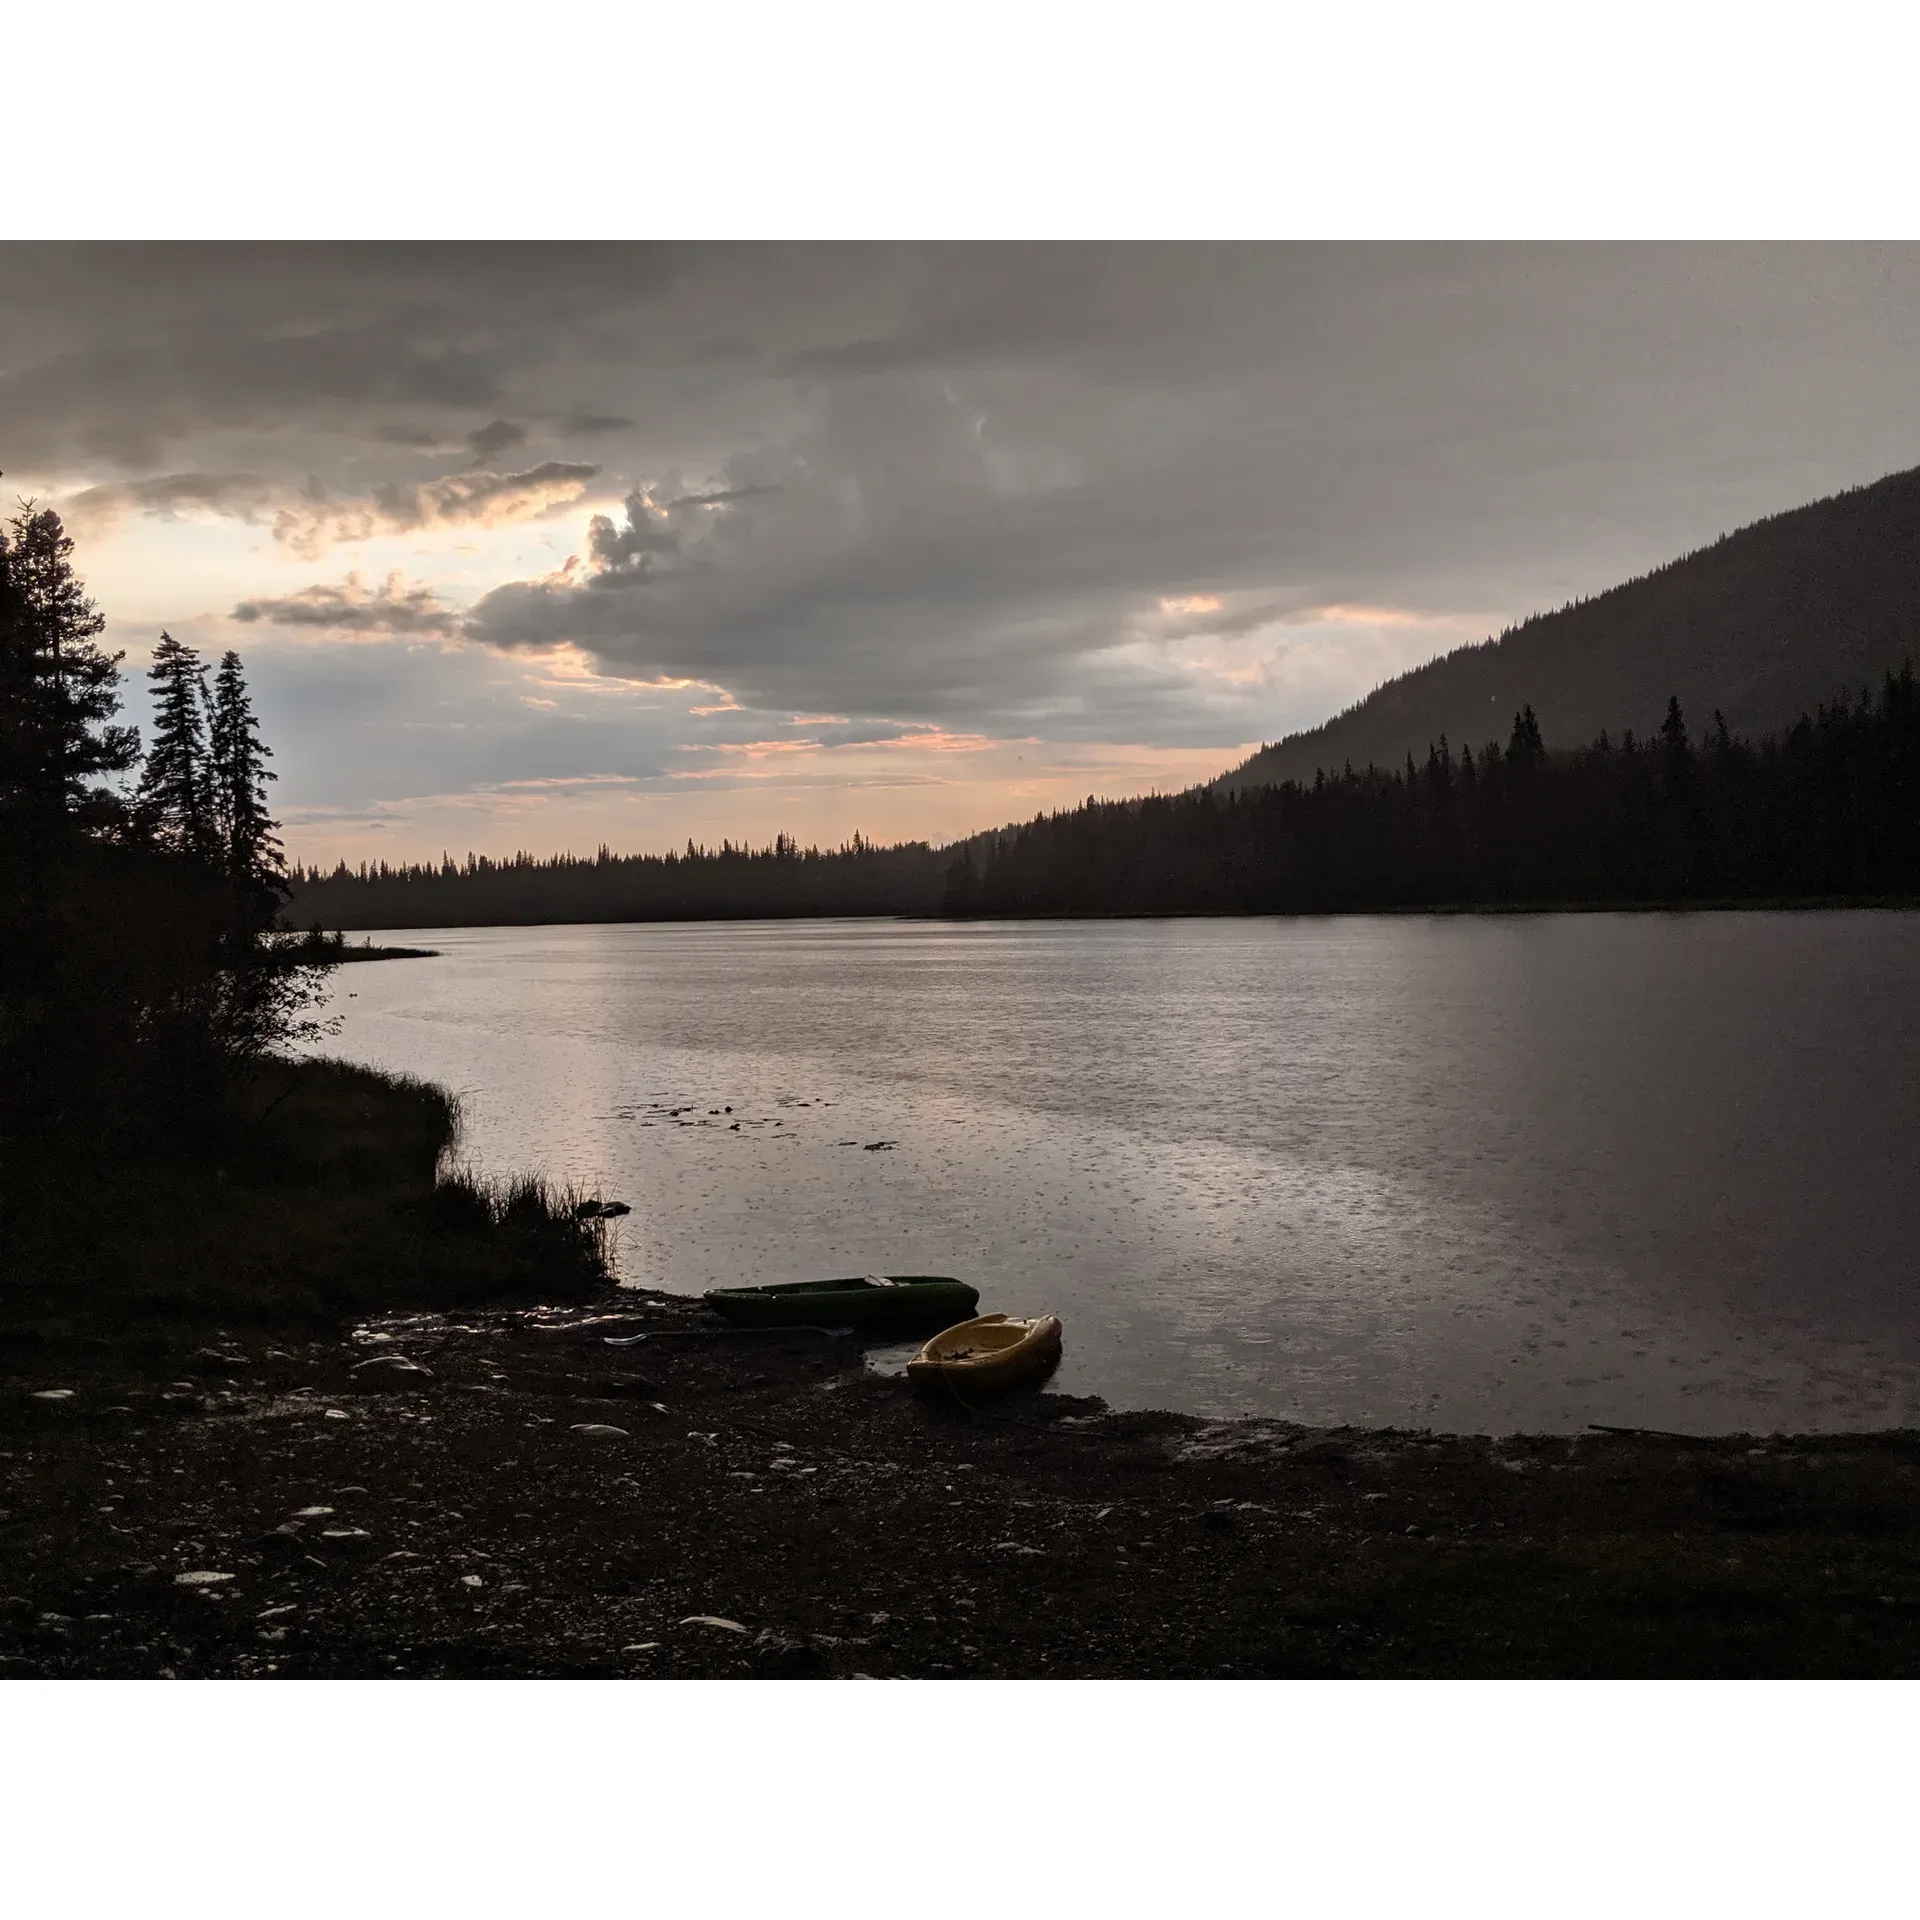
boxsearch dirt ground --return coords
[6,1290,1920,1679]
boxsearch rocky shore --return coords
[7,1289,1920,1679]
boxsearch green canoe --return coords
[702,1275,979,1329]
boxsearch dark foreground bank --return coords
[7,1292,1920,1679]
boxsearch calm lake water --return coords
[322,913,1920,1435]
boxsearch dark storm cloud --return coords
[460,363,1396,732]
[457,245,1920,740]
[0,241,686,467]
[0,320,506,468]
[13,244,1920,756]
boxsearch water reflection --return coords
[323,913,1920,1434]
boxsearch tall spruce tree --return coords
[208,649,284,901]
[136,631,218,860]
[1661,694,1692,790]
[0,503,140,830]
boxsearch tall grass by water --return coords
[0,1057,615,1344]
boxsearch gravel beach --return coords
[7,1290,1920,1679]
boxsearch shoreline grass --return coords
[0,1057,612,1348]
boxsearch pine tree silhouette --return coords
[208,649,284,903]
[136,631,218,860]
[0,504,139,830]
[1661,694,1692,795]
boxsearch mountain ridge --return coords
[1216,463,1920,793]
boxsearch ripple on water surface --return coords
[322,912,1920,1434]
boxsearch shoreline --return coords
[295,897,1920,938]
[318,940,441,962]
[7,1288,1920,1679]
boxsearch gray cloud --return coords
[60,469,271,534]
[442,245,1920,746]
[194,634,695,813]
[1,318,505,469]
[0,242,685,468]
[270,461,601,557]
[461,367,1398,737]
[657,483,779,512]
[558,409,638,437]
[19,243,1920,782]
[376,421,463,450]
[233,572,463,638]
[466,418,527,465]
[54,445,602,555]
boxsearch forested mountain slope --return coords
[1218,465,1920,792]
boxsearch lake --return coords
[321,912,1920,1435]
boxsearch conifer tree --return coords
[0,503,140,829]
[1507,704,1546,769]
[208,648,284,900]
[1660,694,1692,794]
[136,631,218,860]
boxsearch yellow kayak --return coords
[906,1313,1063,1393]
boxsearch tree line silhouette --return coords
[945,679,1920,916]
[289,674,1920,933]
[287,832,948,929]
[1,502,325,1140]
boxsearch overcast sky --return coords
[7,242,1920,865]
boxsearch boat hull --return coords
[907,1313,1063,1393]
[702,1276,979,1329]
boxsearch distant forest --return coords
[287,832,947,930]
[291,678,1920,930]
[948,678,1920,917]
